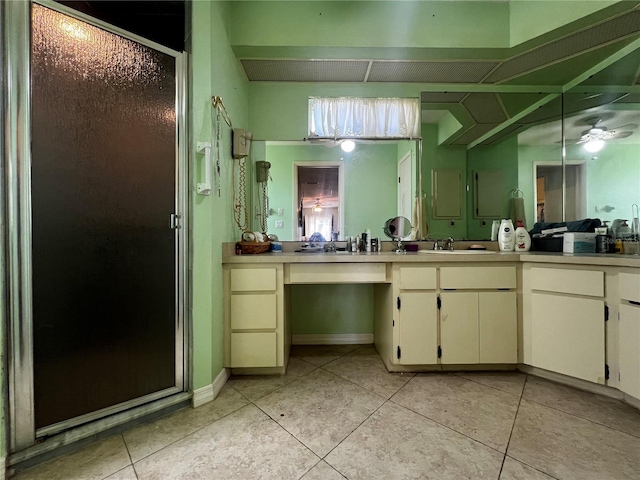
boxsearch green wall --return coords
[191,1,249,389]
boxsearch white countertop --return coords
[223,243,640,267]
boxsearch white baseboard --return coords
[192,368,229,408]
[292,333,374,345]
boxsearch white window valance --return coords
[308,97,421,139]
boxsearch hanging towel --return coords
[421,195,429,239]
[411,196,421,240]
[510,197,526,227]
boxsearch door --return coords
[531,292,604,383]
[619,304,640,398]
[479,292,517,363]
[398,151,412,220]
[440,292,479,364]
[398,292,438,364]
[6,2,187,448]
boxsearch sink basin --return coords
[417,250,498,254]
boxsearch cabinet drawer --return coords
[399,266,437,290]
[619,273,640,303]
[529,267,603,297]
[230,294,276,330]
[440,266,516,289]
[230,332,277,367]
[230,268,276,292]
[288,263,386,284]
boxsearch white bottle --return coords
[514,220,531,252]
[364,228,372,252]
[498,219,515,251]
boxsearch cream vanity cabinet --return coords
[224,264,284,369]
[523,265,606,384]
[392,265,439,364]
[439,266,517,364]
[619,272,640,399]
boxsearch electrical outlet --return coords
[275,220,284,228]
[277,208,284,216]
[450,219,455,227]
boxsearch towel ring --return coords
[511,188,524,198]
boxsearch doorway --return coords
[534,163,586,223]
[4,2,188,451]
[294,163,344,241]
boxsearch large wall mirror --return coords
[421,45,639,241]
[252,140,419,241]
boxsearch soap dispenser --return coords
[498,219,515,251]
[514,220,531,251]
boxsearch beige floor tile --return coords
[105,465,138,480]
[323,345,414,398]
[290,344,362,366]
[123,386,249,462]
[391,373,520,452]
[13,436,131,480]
[134,404,318,480]
[499,457,556,480]
[227,357,316,401]
[325,402,504,479]
[255,368,385,457]
[523,375,640,437]
[457,371,527,397]
[300,460,345,480]
[508,399,640,480]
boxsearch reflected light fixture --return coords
[341,140,355,152]
[312,199,323,213]
[583,138,605,153]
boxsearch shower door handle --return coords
[170,213,181,229]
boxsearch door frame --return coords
[2,0,190,453]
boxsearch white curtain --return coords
[308,97,420,139]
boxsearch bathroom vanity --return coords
[222,246,640,404]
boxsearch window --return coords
[308,97,420,139]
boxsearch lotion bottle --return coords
[514,220,531,251]
[498,219,515,251]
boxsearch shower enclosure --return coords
[3,1,188,454]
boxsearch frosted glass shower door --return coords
[30,4,183,432]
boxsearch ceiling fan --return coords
[568,116,638,152]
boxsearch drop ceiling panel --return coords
[367,61,498,83]
[485,10,640,83]
[241,60,369,82]
[462,93,508,124]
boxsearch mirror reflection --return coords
[259,140,418,241]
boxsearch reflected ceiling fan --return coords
[568,116,638,152]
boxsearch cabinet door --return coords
[398,292,438,365]
[619,304,640,399]
[531,292,605,383]
[440,292,479,364]
[230,332,277,368]
[479,292,517,364]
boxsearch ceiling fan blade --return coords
[610,123,638,131]
[613,131,634,139]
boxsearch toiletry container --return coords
[490,220,500,241]
[364,228,372,252]
[514,220,531,251]
[498,219,516,251]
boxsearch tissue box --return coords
[563,232,596,253]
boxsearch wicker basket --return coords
[239,232,271,254]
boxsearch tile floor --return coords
[14,345,640,480]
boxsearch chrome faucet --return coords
[324,241,336,253]
[432,239,443,250]
[445,236,455,250]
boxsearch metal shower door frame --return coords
[2,0,190,453]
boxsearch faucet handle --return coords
[433,239,442,250]
[446,236,455,250]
